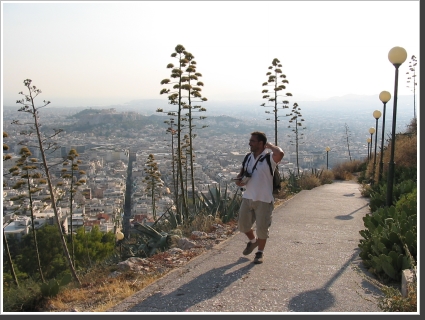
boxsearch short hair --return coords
[251,131,267,145]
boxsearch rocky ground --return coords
[43,198,289,312]
[41,220,241,312]
[116,220,240,276]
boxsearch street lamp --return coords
[372,110,382,184]
[115,230,124,255]
[386,46,407,207]
[378,91,391,183]
[367,138,371,160]
[325,146,330,170]
[369,127,375,161]
[115,230,124,241]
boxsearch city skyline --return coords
[1,1,420,108]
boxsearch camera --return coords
[240,171,252,184]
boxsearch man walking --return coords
[234,131,284,264]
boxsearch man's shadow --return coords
[128,256,255,312]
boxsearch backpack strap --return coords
[243,152,275,175]
[264,153,274,176]
[242,152,250,169]
[242,152,265,173]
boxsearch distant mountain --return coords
[120,94,413,113]
[3,94,415,121]
[300,94,413,113]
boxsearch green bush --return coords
[3,277,44,312]
[357,168,368,184]
[359,182,372,197]
[369,179,416,212]
[40,273,72,298]
[285,170,302,193]
[358,189,417,282]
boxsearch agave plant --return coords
[196,184,242,223]
[133,223,172,257]
[286,169,301,194]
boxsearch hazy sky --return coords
[1,1,420,108]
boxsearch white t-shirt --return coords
[242,150,277,203]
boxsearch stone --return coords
[401,268,416,298]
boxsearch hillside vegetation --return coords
[3,118,417,312]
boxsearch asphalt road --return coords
[108,180,385,314]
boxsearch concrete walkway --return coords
[108,180,384,313]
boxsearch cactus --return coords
[40,273,72,297]
[359,189,417,282]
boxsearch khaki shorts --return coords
[238,198,274,239]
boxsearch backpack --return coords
[242,153,282,195]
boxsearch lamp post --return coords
[115,230,124,255]
[367,138,371,160]
[372,110,381,184]
[369,127,375,161]
[115,230,124,241]
[325,146,330,170]
[378,91,391,183]
[386,46,407,207]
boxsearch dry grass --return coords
[40,253,204,312]
[39,264,165,312]
[299,173,321,190]
[367,119,417,183]
[319,169,335,184]
[332,159,362,180]
[180,214,218,236]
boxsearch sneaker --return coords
[243,240,258,255]
[254,251,264,264]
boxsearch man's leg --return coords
[252,201,273,263]
[257,238,267,251]
[245,229,256,241]
[238,199,258,255]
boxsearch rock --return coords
[168,247,184,254]
[191,231,207,238]
[169,229,183,237]
[401,268,416,297]
[117,257,151,271]
[178,237,197,250]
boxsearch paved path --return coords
[108,180,384,313]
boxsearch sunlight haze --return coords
[1,1,420,108]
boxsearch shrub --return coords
[359,182,372,197]
[180,214,217,237]
[358,192,417,282]
[332,164,351,180]
[355,266,417,312]
[378,280,417,312]
[284,170,302,194]
[3,277,44,312]
[299,173,321,190]
[369,179,417,212]
[357,169,368,184]
[319,169,334,184]
[332,159,363,181]
[373,119,417,182]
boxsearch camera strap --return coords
[245,154,265,174]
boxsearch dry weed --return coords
[319,169,334,184]
[299,174,321,190]
[332,160,362,180]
